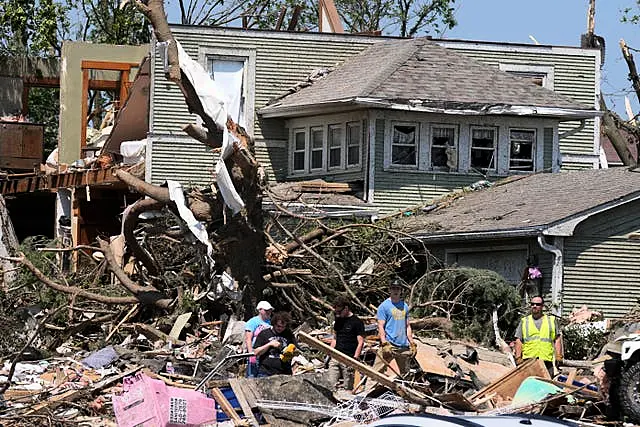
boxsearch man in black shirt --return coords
[252,311,297,376]
[329,296,365,391]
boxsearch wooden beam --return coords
[81,60,139,71]
[81,69,89,150]
[298,331,431,405]
[211,387,243,424]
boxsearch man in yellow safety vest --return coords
[514,295,563,377]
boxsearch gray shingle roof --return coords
[262,38,593,114]
[395,167,640,237]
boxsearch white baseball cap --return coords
[256,301,274,311]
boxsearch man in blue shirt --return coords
[374,279,416,376]
[244,300,273,377]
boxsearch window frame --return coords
[292,128,307,174]
[390,121,419,169]
[499,63,555,90]
[469,126,498,173]
[429,124,458,171]
[328,123,344,170]
[199,47,256,135]
[346,121,362,168]
[309,126,325,172]
[508,128,537,172]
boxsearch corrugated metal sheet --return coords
[563,201,640,318]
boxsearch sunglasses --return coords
[530,303,543,306]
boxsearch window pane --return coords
[347,122,361,166]
[295,132,305,150]
[311,150,323,169]
[393,125,416,144]
[471,129,495,170]
[347,145,360,166]
[329,126,342,147]
[330,148,341,167]
[431,127,456,168]
[510,130,535,171]
[294,152,305,171]
[431,147,448,167]
[392,145,416,165]
[312,129,323,149]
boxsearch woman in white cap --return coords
[244,300,274,377]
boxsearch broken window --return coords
[391,123,418,166]
[346,122,361,167]
[310,127,324,170]
[328,124,342,168]
[470,127,496,172]
[293,129,306,172]
[431,125,457,170]
[208,58,246,127]
[509,129,535,171]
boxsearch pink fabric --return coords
[113,372,216,426]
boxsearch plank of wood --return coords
[470,358,550,402]
[414,342,457,378]
[565,368,577,386]
[230,378,260,427]
[211,387,243,423]
[298,331,430,405]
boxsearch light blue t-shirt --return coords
[377,298,410,348]
[245,316,271,345]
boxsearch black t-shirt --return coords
[253,327,297,376]
[334,315,365,357]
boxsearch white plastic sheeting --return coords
[170,41,245,214]
[167,180,213,257]
[120,138,147,165]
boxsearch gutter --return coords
[260,97,601,120]
[537,235,563,316]
[403,228,541,243]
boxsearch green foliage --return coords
[82,0,149,45]
[335,0,456,37]
[563,324,608,361]
[28,87,59,157]
[411,267,521,345]
[0,0,70,55]
[622,1,640,24]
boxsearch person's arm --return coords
[514,338,523,360]
[245,330,254,353]
[330,324,336,348]
[377,319,387,344]
[354,334,364,359]
[406,308,414,346]
[554,335,563,359]
[253,336,280,357]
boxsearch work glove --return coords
[515,356,523,366]
[380,342,393,357]
[410,342,417,357]
[556,353,563,364]
[280,343,296,363]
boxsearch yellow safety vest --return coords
[521,314,556,362]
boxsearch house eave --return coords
[259,97,600,120]
[403,227,542,243]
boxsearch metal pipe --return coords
[537,235,564,315]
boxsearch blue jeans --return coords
[247,361,259,378]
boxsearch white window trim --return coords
[199,47,256,137]
[508,128,537,173]
[386,121,420,169]
[499,63,555,90]
[469,126,498,173]
[291,128,308,175]
[346,121,362,168]
[328,123,344,170]
[286,113,366,177]
[309,126,325,172]
[429,124,459,171]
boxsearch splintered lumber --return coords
[299,181,355,193]
[414,342,457,378]
[470,358,550,403]
[298,331,431,406]
[211,387,244,424]
[229,378,260,427]
[434,392,477,412]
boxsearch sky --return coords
[443,0,639,118]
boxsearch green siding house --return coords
[148,26,601,213]
[395,167,640,318]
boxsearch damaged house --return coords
[144,26,601,213]
[395,167,640,318]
